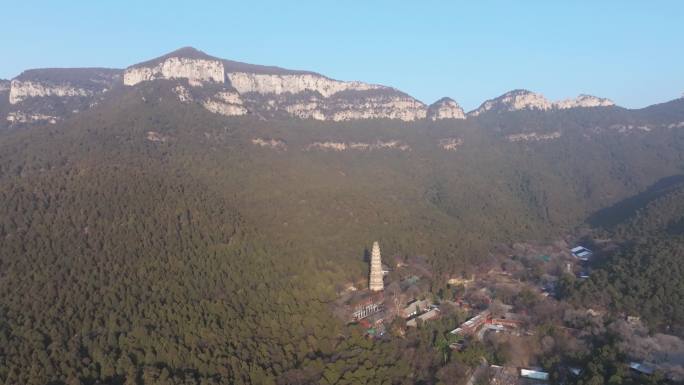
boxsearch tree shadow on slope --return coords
[587,174,684,229]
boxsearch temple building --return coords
[369,241,384,291]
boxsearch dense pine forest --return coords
[566,179,684,336]
[1,81,684,384]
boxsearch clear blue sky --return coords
[2,0,682,110]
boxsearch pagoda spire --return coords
[369,241,384,291]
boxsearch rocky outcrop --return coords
[606,124,652,133]
[469,90,617,117]
[428,98,465,120]
[554,94,614,109]
[3,47,633,127]
[283,99,326,120]
[306,140,410,151]
[146,131,169,142]
[172,85,193,103]
[306,141,348,151]
[252,138,287,150]
[9,68,120,105]
[6,111,58,124]
[9,80,93,104]
[4,69,121,127]
[325,92,427,121]
[227,72,382,97]
[241,89,427,121]
[226,71,431,121]
[469,90,552,117]
[124,57,224,86]
[439,137,464,151]
[507,131,561,142]
[202,91,248,116]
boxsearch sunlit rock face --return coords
[252,138,287,150]
[427,97,466,120]
[2,47,630,128]
[469,90,617,117]
[172,85,193,103]
[439,137,464,151]
[124,57,225,86]
[227,73,382,97]
[6,111,58,124]
[305,140,411,151]
[469,90,552,117]
[228,72,427,121]
[3,68,121,128]
[10,80,92,104]
[146,131,169,142]
[554,94,615,109]
[201,91,248,116]
[241,89,428,121]
[507,131,562,142]
[9,68,120,105]
[325,92,427,121]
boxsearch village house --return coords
[406,308,440,327]
[401,299,430,318]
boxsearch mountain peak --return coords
[127,47,218,69]
[167,46,207,56]
[555,94,615,109]
[468,90,619,116]
[124,47,225,86]
[428,97,465,120]
[468,89,551,117]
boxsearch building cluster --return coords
[449,308,524,345]
[487,365,552,385]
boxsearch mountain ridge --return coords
[2,46,677,128]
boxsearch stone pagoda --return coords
[369,241,384,291]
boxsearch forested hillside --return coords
[566,179,684,336]
[1,80,684,384]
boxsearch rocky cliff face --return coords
[4,68,121,126]
[0,46,648,128]
[117,48,431,121]
[7,111,58,124]
[554,94,615,109]
[305,139,411,152]
[469,90,552,117]
[124,57,225,86]
[227,72,382,97]
[468,89,616,117]
[9,80,93,104]
[325,93,427,121]
[201,91,248,116]
[226,72,427,121]
[9,68,120,104]
[427,97,466,120]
